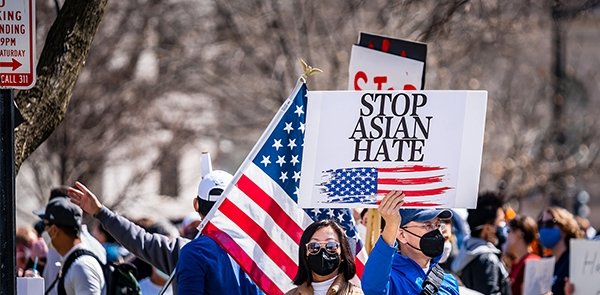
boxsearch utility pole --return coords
[0,89,16,295]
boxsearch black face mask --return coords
[306,248,340,276]
[403,228,445,258]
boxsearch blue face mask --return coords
[539,227,562,249]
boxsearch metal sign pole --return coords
[0,88,16,295]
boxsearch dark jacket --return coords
[175,235,262,295]
[451,237,511,295]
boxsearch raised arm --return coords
[362,191,405,295]
[68,181,190,273]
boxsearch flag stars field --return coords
[272,139,283,150]
[260,155,271,167]
[294,105,304,116]
[276,155,286,167]
[283,122,294,133]
[279,171,288,182]
[290,155,299,166]
[292,171,301,182]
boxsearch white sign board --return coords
[348,45,425,91]
[523,257,555,295]
[570,239,600,295]
[0,0,36,89]
[299,90,487,208]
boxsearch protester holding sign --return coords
[286,219,363,295]
[538,207,583,295]
[362,190,459,295]
[504,215,541,295]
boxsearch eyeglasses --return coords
[402,222,445,232]
[306,241,340,255]
[538,219,557,229]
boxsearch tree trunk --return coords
[14,0,109,172]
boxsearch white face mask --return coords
[42,231,54,250]
[439,240,452,263]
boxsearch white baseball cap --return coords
[197,170,233,202]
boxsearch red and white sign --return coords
[348,45,424,91]
[0,0,36,89]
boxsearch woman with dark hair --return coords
[286,220,363,295]
[538,207,584,295]
[505,215,541,295]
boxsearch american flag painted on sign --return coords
[319,165,451,207]
[200,81,367,295]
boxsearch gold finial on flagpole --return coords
[300,59,323,82]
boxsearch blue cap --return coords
[400,208,453,227]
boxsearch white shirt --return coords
[61,243,106,295]
[44,225,107,295]
[311,276,337,295]
[138,277,173,295]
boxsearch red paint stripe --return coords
[403,201,441,207]
[217,197,298,280]
[377,186,451,196]
[203,222,284,295]
[378,165,445,173]
[377,175,444,185]
[374,200,441,207]
[237,174,304,243]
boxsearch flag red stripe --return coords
[377,175,444,185]
[355,256,365,278]
[203,222,284,295]
[377,186,450,196]
[378,165,444,172]
[237,174,304,243]
[218,197,298,280]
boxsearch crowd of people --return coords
[15,170,599,295]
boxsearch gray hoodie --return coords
[95,207,190,293]
[451,237,510,295]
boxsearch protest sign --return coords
[298,90,487,208]
[523,257,555,295]
[570,239,600,295]
[358,32,427,62]
[348,33,426,91]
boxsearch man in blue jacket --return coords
[175,170,263,295]
[362,191,460,295]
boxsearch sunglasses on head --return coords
[306,241,340,255]
[538,219,557,229]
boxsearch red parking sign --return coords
[0,0,36,89]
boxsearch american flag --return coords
[319,166,451,207]
[200,81,367,294]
